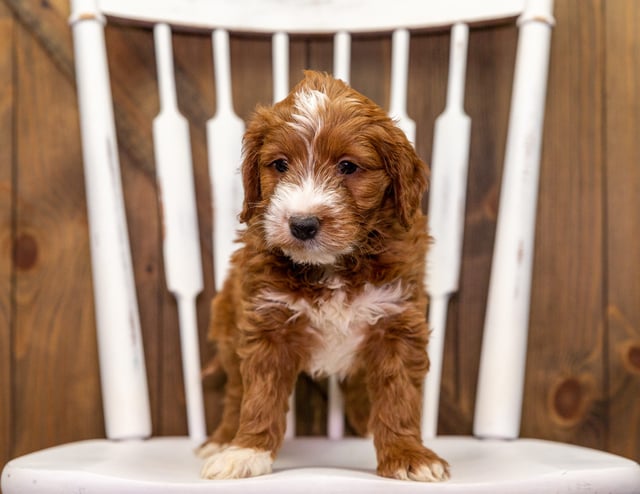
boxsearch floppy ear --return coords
[238,111,266,224]
[380,124,429,229]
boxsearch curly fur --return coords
[200,71,449,482]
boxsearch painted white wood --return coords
[423,295,448,438]
[152,23,206,444]
[4,436,639,493]
[423,23,471,439]
[389,29,416,144]
[272,32,289,103]
[208,29,245,292]
[474,0,555,439]
[175,297,206,443]
[324,30,352,442]
[69,0,151,440]
[285,396,296,439]
[327,378,345,440]
[93,0,526,33]
[333,31,351,83]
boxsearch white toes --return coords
[432,460,449,481]
[393,467,410,480]
[201,446,273,479]
[407,460,449,482]
[394,459,450,482]
[195,441,228,459]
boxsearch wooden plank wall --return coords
[0,0,14,472]
[605,0,640,458]
[2,0,639,474]
[524,0,606,450]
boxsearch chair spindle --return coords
[423,22,471,439]
[153,22,207,444]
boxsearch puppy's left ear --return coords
[381,126,429,229]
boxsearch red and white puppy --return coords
[199,71,449,482]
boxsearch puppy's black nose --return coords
[289,216,320,241]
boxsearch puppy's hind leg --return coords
[197,289,242,458]
[196,341,242,458]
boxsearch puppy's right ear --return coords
[239,110,266,223]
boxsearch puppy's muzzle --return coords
[289,215,320,241]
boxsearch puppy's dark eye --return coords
[338,160,358,175]
[270,158,289,173]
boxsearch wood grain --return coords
[604,0,640,461]
[12,20,102,455]
[3,0,74,80]
[2,0,640,466]
[523,0,606,449]
[0,0,15,470]
[106,24,168,437]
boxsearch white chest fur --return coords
[256,279,410,379]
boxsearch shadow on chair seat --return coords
[3,436,639,493]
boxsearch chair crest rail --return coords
[70,0,526,33]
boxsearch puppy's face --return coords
[240,71,427,265]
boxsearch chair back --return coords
[69,0,554,444]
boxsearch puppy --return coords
[199,71,449,482]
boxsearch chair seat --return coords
[2,436,639,493]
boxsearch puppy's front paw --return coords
[201,446,273,479]
[195,441,228,459]
[378,445,450,482]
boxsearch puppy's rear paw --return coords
[378,446,450,482]
[201,446,273,479]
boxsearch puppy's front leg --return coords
[201,331,303,479]
[364,312,450,482]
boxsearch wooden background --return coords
[2,0,640,476]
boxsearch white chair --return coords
[3,0,639,492]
